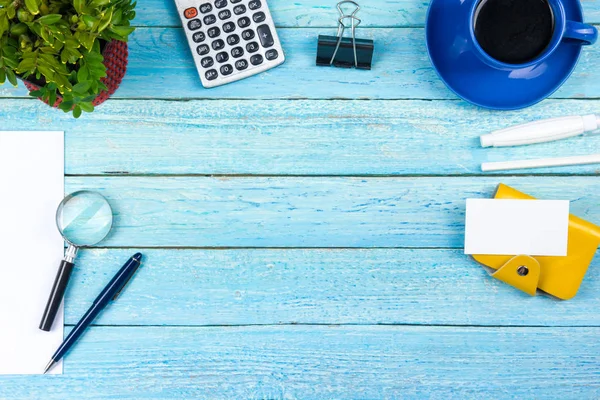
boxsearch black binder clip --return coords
[316,1,374,70]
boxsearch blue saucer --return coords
[426,0,585,110]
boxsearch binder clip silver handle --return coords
[315,1,374,70]
[331,15,362,68]
[331,1,362,68]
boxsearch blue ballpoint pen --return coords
[43,253,143,374]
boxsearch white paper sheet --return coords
[0,131,64,375]
[464,199,570,256]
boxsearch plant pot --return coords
[22,40,129,108]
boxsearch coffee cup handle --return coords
[564,21,598,45]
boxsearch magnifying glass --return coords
[39,191,113,332]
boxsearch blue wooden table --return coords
[2,0,600,398]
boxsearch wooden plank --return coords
[0,326,598,399]
[0,98,592,176]
[65,248,600,327]
[65,176,600,248]
[1,27,599,100]
[2,98,600,176]
[137,0,600,28]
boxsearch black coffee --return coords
[474,0,555,64]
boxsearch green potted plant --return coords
[0,0,136,117]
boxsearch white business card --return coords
[464,199,569,256]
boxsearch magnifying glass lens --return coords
[56,191,113,246]
[41,191,114,332]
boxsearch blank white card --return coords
[464,199,570,257]
[0,131,64,375]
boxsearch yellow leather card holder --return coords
[472,184,600,300]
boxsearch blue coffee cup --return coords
[469,0,597,70]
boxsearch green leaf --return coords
[36,14,62,25]
[0,13,9,38]
[73,0,85,13]
[81,15,98,29]
[61,47,82,64]
[108,25,134,38]
[39,25,50,42]
[24,0,40,15]
[77,66,88,81]
[59,100,73,111]
[17,58,36,71]
[29,89,43,97]
[79,102,94,112]
[97,8,113,33]
[72,105,82,118]
[0,68,5,84]
[81,94,96,102]
[90,0,110,7]
[112,9,123,25]
[49,90,57,106]
[6,69,17,86]
[9,23,28,36]
[73,80,90,93]
[3,55,18,69]
[37,65,53,80]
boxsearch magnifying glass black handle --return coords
[39,260,75,332]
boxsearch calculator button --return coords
[250,54,263,65]
[220,64,233,75]
[238,17,251,28]
[235,59,248,70]
[216,51,229,63]
[223,22,236,33]
[233,5,246,15]
[192,31,206,43]
[257,24,274,48]
[265,49,279,60]
[208,27,221,38]
[227,34,240,45]
[231,46,244,58]
[231,0,242,3]
[248,0,261,10]
[246,41,259,53]
[201,56,214,68]
[242,29,255,40]
[212,39,225,50]
[196,44,210,55]
[218,9,231,20]
[184,8,198,19]
[187,19,202,30]
[199,3,212,13]
[205,69,218,80]
[215,0,228,8]
[204,14,217,25]
[253,12,266,23]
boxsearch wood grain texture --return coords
[64,248,600,327]
[65,176,600,248]
[1,27,599,100]
[1,0,599,395]
[0,326,599,399]
[3,99,600,176]
[124,0,600,28]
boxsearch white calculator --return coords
[175,0,285,88]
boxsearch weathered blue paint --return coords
[62,249,600,327]
[1,326,600,399]
[2,99,600,175]
[63,176,600,248]
[1,27,600,100]
[127,0,600,28]
[0,0,599,398]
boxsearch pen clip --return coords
[112,258,142,301]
